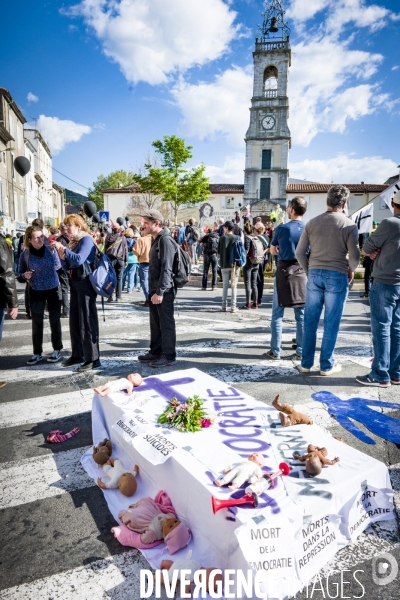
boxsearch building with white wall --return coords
[24,129,54,225]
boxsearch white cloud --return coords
[290,154,397,183]
[286,0,330,22]
[205,152,245,182]
[27,92,39,103]
[171,67,253,147]
[37,115,91,155]
[65,0,240,85]
[392,65,400,71]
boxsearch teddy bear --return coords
[97,458,139,496]
[92,438,112,465]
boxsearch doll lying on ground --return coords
[214,452,265,490]
[272,394,313,426]
[294,444,340,476]
[97,458,139,496]
[158,555,223,596]
[94,373,143,397]
[93,438,112,465]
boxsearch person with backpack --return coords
[137,210,178,368]
[200,229,219,291]
[253,222,270,306]
[185,218,200,266]
[218,221,239,312]
[104,221,127,303]
[50,215,100,372]
[19,225,63,366]
[241,221,265,309]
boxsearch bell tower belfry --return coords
[244,0,291,210]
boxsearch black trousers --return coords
[364,256,372,294]
[243,263,258,304]
[30,287,62,355]
[69,276,99,361]
[255,261,266,304]
[25,283,30,316]
[202,254,217,289]
[149,287,176,360]
[112,259,125,298]
[58,269,70,316]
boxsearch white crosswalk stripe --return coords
[0,446,93,509]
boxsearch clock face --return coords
[262,115,275,130]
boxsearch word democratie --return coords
[140,569,278,598]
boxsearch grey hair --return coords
[327,185,350,209]
[218,218,224,224]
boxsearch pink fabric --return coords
[165,522,191,555]
[111,525,162,549]
[118,497,161,533]
[110,219,122,230]
[153,490,176,515]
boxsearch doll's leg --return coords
[279,412,292,426]
[215,466,240,486]
[94,385,111,397]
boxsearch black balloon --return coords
[92,213,100,223]
[14,156,31,177]
[116,217,124,225]
[83,201,97,218]
[125,216,130,221]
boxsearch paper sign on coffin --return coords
[81,369,393,598]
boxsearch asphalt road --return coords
[0,282,399,599]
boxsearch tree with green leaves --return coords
[142,135,210,222]
[88,170,137,210]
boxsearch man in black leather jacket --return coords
[0,214,19,387]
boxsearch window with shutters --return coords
[260,178,271,200]
[261,149,272,170]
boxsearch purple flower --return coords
[176,403,188,413]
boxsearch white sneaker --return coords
[47,350,61,363]
[297,365,311,373]
[320,363,342,376]
[27,354,43,366]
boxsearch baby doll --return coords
[94,373,143,397]
[118,497,187,544]
[158,556,223,596]
[214,452,265,490]
[93,438,112,465]
[97,458,139,496]
[294,444,340,477]
[272,394,313,427]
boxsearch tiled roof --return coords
[101,183,140,193]
[209,184,244,193]
[286,183,389,193]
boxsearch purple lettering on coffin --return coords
[312,390,400,445]
[139,376,195,403]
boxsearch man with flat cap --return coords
[137,209,177,368]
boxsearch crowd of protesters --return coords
[0,182,399,389]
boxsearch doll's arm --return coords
[293,453,308,461]
[133,465,139,476]
[222,465,232,474]
[321,456,340,466]
[97,478,107,489]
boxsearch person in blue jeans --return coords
[296,185,360,375]
[265,197,308,359]
[356,198,400,387]
[122,229,139,292]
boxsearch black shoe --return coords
[107,297,114,303]
[61,313,69,319]
[61,356,83,368]
[77,359,101,372]
[142,300,150,307]
[138,352,161,363]
[291,344,297,350]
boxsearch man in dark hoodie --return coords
[137,210,177,368]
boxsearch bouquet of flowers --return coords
[157,395,214,432]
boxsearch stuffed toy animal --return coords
[214,452,265,490]
[158,554,223,596]
[294,444,340,477]
[97,458,139,496]
[94,373,143,397]
[272,394,313,426]
[115,493,191,553]
[92,438,112,465]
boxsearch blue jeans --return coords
[369,281,400,382]
[302,269,349,371]
[122,263,139,292]
[139,263,149,300]
[0,308,5,342]
[270,283,304,357]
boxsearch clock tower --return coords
[244,0,291,210]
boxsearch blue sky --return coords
[2,0,400,192]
